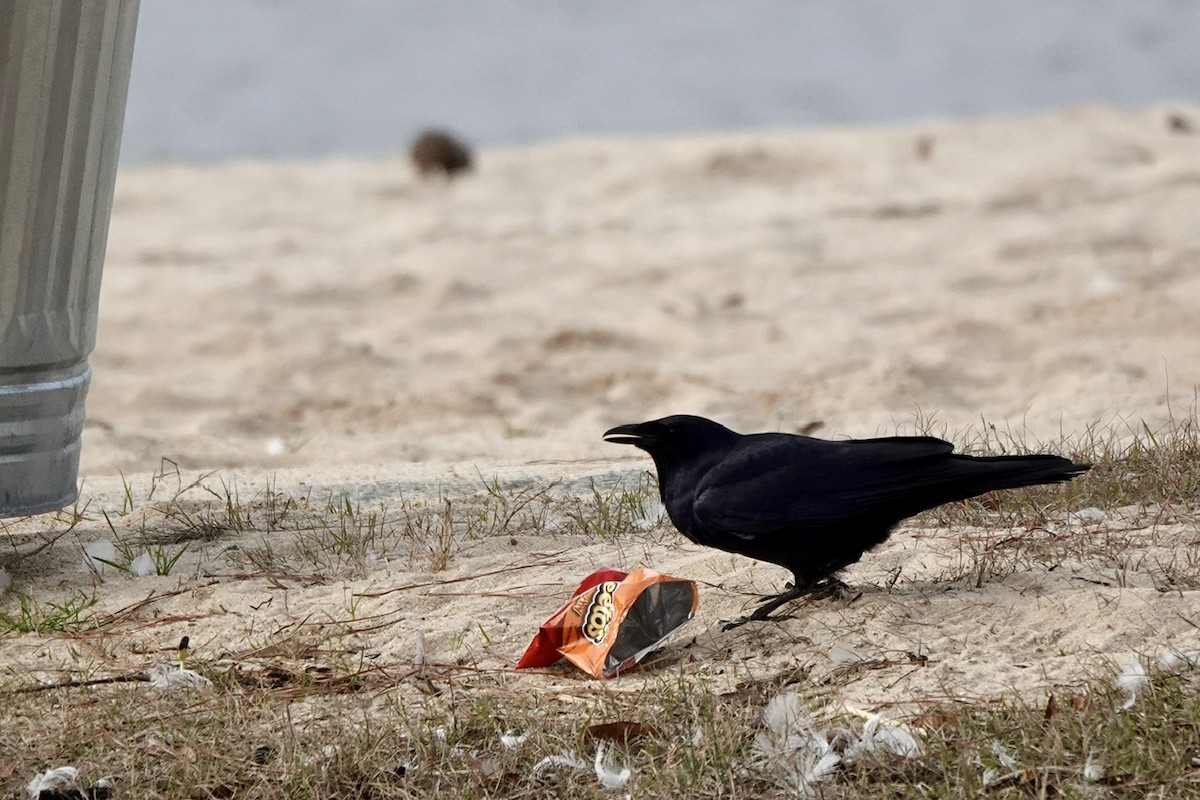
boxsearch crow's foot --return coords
[722,577,859,631]
[808,576,859,602]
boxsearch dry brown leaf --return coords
[586,721,655,744]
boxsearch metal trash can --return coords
[0,1,140,517]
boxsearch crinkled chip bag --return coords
[517,567,698,678]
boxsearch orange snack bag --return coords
[517,567,698,678]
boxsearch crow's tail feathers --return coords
[955,453,1091,493]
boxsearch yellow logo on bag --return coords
[581,580,619,644]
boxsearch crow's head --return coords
[603,415,739,461]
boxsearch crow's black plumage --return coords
[604,414,1090,627]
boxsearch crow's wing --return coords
[690,434,960,539]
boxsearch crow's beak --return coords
[603,422,652,447]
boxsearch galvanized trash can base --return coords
[0,365,90,517]
[0,0,139,518]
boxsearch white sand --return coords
[4,105,1200,711]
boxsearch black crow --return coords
[604,415,1090,628]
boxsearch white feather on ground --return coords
[1082,753,1106,782]
[594,742,633,789]
[531,752,588,775]
[26,766,80,799]
[529,746,633,790]
[991,740,1019,770]
[1156,649,1200,675]
[845,713,922,761]
[129,552,156,577]
[634,498,666,531]
[499,731,528,749]
[754,694,842,797]
[82,540,118,571]
[148,664,212,691]
[981,742,1021,789]
[827,644,868,666]
[1116,659,1149,710]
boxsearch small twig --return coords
[202,571,329,586]
[424,589,555,599]
[354,559,570,598]
[4,672,149,695]
[1071,576,1113,587]
[827,651,933,683]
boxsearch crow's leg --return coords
[721,580,815,631]
[758,579,792,603]
[722,575,856,631]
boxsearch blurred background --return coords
[120,0,1200,166]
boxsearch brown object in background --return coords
[915,134,935,161]
[1167,112,1193,134]
[410,129,474,178]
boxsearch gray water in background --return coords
[121,1,1200,166]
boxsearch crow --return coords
[604,414,1090,628]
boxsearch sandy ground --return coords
[4,105,1200,714]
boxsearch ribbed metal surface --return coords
[0,0,139,517]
